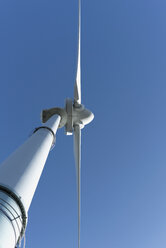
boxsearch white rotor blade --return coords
[74,124,81,248]
[74,0,81,105]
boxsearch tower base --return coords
[0,185,27,248]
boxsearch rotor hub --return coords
[65,98,94,135]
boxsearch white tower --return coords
[0,114,61,247]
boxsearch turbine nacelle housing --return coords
[41,98,94,136]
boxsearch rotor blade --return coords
[74,0,81,105]
[74,124,81,248]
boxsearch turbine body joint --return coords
[41,99,94,136]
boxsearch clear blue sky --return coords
[0,0,166,247]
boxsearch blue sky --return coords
[0,0,166,247]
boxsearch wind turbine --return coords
[0,0,94,247]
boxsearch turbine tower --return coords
[0,0,94,247]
